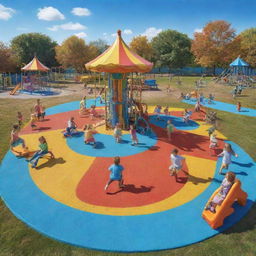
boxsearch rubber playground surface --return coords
[0,99,255,252]
[182,98,256,117]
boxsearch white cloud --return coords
[194,28,203,33]
[37,7,65,21]
[142,27,162,39]
[75,32,87,38]
[48,22,86,31]
[0,4,15,20]
[123,29,133,35]
[103,32,107,36]
[72,7,91,16]
[111,33,116,37]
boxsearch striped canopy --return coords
[85,30,153,73]
[21,57,50,72]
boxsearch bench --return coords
[144,79,158,90]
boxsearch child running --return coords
[27,136,54,168]
[130,125,138,146]
[10,124,26,150]
[83,124,96,147]
[218,143,238,175]
[166,120,174,141]
[113,123,122,143]
[205,172,236,213]
[105,156,125,191]
[169,148,185,181]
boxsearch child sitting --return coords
[27,136,54,168]
[83,124,96,147]
[64,117,78,137]
[113,123,122,143]
[205,172,236,213]
[104,156,125,191]
[169,148,185,181]
[194,100,201,112]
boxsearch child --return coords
[206,126,215,137]
[194,100,201,112]
[40,105,46,120]
[209,133,218,155]
[83,124,96,147]
[164,106,169,116]
[237,102,241,112]
[154,105,161,120]
[205,172,236,213]
[183,109,191,123]
[10,124,26,150]
[104,156,125,191]
[90,105,97,120]
[166,120,174,141]
[27,136,54,168]
[34,99,41,120]
[130,125,138,146]
[30,113,37,130]
[113,123,122,143]
[218,143,238,175]
[169,148,185,181]
[17,112,23,127]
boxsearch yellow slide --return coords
[10,83,21,95]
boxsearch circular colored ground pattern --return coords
[0,99,255,252]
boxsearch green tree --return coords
[191,20,241,68]
[11,33,58,68]
[89,39,109,54]
[130,36,153,60]
[151,29,192,68]
[240,28,256,67]
[55,36,99,72]
[0,42,18,72]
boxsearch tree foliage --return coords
[11,33,58,68]
[191,20,241,68]
[0,42,18,72]
[240,28,256,67]
[55,36,99,72]
[151,30,192,68]
[89,39,109,54]
[130,36,153,60]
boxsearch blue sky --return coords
[1,0,256,45]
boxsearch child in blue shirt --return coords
[105,156,125,191]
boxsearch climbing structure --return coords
[85,30,153,129]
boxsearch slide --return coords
[10,83,21,95]
[202,179,247,229]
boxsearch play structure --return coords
[85,30,153,129]
[9,57,58,96]
[202,180,248,229]
[216,56,256,87]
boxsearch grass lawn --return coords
[0,77,256,256]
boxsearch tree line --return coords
[1,20,256,73]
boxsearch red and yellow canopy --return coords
[85,30,153,73]
[21,57,50,72]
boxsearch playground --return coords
[0,32,256,256]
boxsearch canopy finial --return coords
[117,30,121,36]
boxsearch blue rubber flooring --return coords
[67,132,157,157]
[182,99,256,117]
